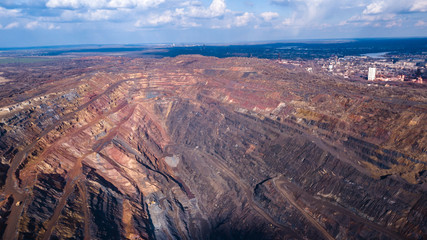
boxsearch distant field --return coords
[0,57,55,64]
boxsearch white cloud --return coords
[415,20,427,26]
[52,0,231,28]
[281,14,296,26]
[61,9,119,21]
[48,23,60,29]
[0,7,21,17]
[209,0,226,16]
[260,12,279,22]
[4,22,19,29]
[282,18,293,26]
[46,0,165,9]
[46,0,106,9]
[25,21,39,29]
[186,0,227,18]
[363,1,384,14]
[135,8,201,27]
[234,12,254,27]
[337,0,427,29]
[385,19,401,28]
[410,1,427,12]
[362,0,427,15]
[107,0,165,9]
[273,0,336,28]
[25,21,60,30]
[341,13,400,27]
[145,10,173,25]
[179,1,202,7]
[271,0,426,32]
[350,13,396,22]
[134,0,230,28]
[84,9,116,20]
[4,0,425,35]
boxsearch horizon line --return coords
[1,36,427,51]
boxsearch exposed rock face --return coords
[0,55,426,239]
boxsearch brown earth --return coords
[0,55,426,239]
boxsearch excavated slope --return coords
[0,55,426,240]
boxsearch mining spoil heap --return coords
[0,55,426,239]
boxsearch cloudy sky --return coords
[0,0,426,47]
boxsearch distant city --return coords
[278,52,424,84]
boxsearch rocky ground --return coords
[0,55,426,239]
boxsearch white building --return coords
[368,67,376,81]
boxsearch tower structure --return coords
[368,67,376,81]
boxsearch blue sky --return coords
[0,0,426,47]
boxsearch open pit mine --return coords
[0,55,426,240]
